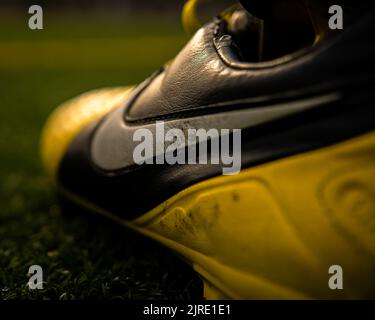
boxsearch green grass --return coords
[0,11,203,300]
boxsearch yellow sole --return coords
[59,130,375,299]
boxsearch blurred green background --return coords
[0,0,203,299]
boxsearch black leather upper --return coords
[126,14,375,122]
[58,8,375,220]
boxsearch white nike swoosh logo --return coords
[91,92,340,171]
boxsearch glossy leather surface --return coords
[58,9,375,219]
[126,13,375,122]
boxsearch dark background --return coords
[0,0,182,10]
[0,0,203,299]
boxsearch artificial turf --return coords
[0,10,203,300]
